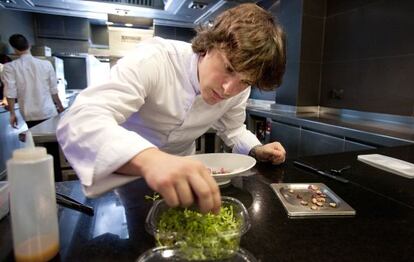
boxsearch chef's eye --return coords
[241,80,252,86]
[225,64,235,74]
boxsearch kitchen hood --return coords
[0,0,278,27]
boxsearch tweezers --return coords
[56,192,94,216]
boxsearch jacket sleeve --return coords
[212,88,261,155]
[47,62,59,95]
[2,64,16,98]
[57,53,160,197]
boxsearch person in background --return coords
[0,42,12,108]
[2,34,64,128]
[57,3,286,213]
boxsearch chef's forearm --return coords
[6,98,15,114]
[116,147,157,177]
[52,94,64,111]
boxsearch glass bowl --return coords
[136,247,257,262]
[145,196,251,261]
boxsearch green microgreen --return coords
[144,193,161,202]
[155,205,242,260]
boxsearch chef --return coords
[57,3,286,214]
[3,34,65,128]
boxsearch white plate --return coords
[187,153,256,185]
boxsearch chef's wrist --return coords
[248,145,262,160]
[57,104,64,112]
[116,147,158,177]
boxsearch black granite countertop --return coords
[1,146,413,261]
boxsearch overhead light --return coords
[106,21,114,25]
[188,1,208,10]
[108,14,153,28]
[115,8,129,16]
[124,23,133,27]
[0,0,16,4]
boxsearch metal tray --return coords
[270,183,356,217]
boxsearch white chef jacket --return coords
[2,53,58,121]
[57,37,261,197]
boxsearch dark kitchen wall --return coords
[34,14,90,53]
[321,0,414,116]
[271,0,326,106]
[0,9,35,54]
[297,0,325,106]
[154,25,196,42]
[90,24,109,47]
[271,0,303,105]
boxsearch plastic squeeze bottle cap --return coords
[12,147,47,161]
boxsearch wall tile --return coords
[154,25,195,43]
[282,16,302,63]
[154,25,175,39]
[321,55,414,116]
[276,61,300,105]
[326,0,380,16]
[301,15,324,62]
[298,62,321,106]
[36,38,89,53]
[324,0,414,62]
[175,27,196,43]
[303,0,326,17]
[278,0,303,24]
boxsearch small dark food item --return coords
[212,168,230,174]
[289,184,338,210]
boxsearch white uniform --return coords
[2,53,58,121]
[57,37,261,197]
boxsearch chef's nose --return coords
[222,78,244,96]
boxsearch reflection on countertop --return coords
[247,99,414,144]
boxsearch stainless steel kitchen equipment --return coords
[271,183,356,217]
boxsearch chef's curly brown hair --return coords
[192,3,286,91]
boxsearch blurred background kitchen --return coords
[0,0,413,182]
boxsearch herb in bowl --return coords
[153,202,246,261]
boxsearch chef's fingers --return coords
[175,179,194,207]
[272,142,286,155]
[271,149,286,164]
[188,171,215,214]
[201,169,221,214]
[10,117,18,129]
[159,185,179,208]
[271,155,285,165]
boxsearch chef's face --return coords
[198,48,251,105]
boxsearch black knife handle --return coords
[294,161,349,183]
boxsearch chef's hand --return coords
[251,142,286,164]
[1,98,9,110]
[9,113,18,129]
[121,148,221,214]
